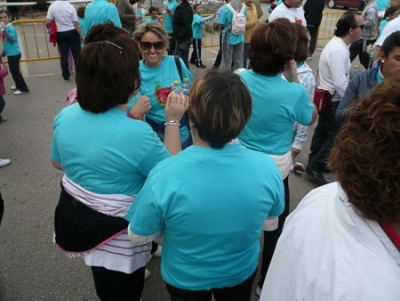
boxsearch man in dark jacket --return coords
[173,0,193,69]
[304,0,325,58]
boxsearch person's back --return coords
[85,0,122,32]
[129,143,283,289]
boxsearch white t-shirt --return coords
[268,3,307,26]
[318,36,350,100]
[260,182,400,301]
[376,16,400,46]
[47,0,78,32]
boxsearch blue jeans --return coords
[307,24,319,56]
[57,29,81,80]
[308,101,340,172]
[8,54,29,92]
[243,43,249,68]
[175,40,191,70]
[0,95,5,116]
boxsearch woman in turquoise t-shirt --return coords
[51,28,187,301]
[128,22,194,149]
[236,20,317,293]
[127,70,284,301]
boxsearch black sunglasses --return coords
[140,41,165,50]
[354,24,365,29]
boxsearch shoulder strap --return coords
[227,3,236,13]
[174,55,183,81]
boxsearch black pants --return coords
[307,102,340,172]
[190,38,202,66]
[349,39,372,70]
[166,269,256,301]
[307,24,319,56]
[168,33,176,55]
[213,30,223,67]
[91,266,145,301]
[258,176,290,288]
[57,29,81,80]
[8,54,29,92]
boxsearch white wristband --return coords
[164,120,181,126]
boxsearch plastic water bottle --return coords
[181,78,190,96]
[351,64,361,79]
[171,80,182,93]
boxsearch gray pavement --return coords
[0,5,360,301]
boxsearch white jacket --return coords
[260,182,400,301]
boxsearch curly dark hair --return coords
[329,77,400,223]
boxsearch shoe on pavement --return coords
[196,64,206,68]
[10,85,17,90]
[189,60,196,65]
[305,166,332,185]
[14,90,27,95]
[255,286,262,296]
[0,158,11,167]
[152,245,162,258]
[0,116,7,122]
[144,269,151,280]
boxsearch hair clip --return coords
[99,40,123,54]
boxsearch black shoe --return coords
[305,166,332,185]
[190,60,196,65]
[196,64,206,68]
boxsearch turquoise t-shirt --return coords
[85,0,122,32]
[128,55,193,143]
[237,70,315,156]
[126,142,284,290]
[163,0,179,33]
[192,14,212,39]
[145,16,161,23]
[2,24,21,56]
[51,104,170,195]
[219,4,247,45]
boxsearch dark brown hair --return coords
[248,19,296,75]
[77,6,85,19]
[76,35,141,113]
[293,23,309,63]
[330,77,400,223]
[334,11,358,37]
[84,22,128,44]
[189,70,252,148]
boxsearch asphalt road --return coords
[0,4,360,301]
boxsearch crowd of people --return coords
[1,0,400,300]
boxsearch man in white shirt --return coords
[268,0,306,26]
[306,12,364,185]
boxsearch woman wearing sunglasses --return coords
[128,22,194,150]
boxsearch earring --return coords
[381,60,384,63]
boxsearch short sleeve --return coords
[126,178,163,236]
[292,87,314,126]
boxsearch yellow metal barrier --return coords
[316,11,362,47]
[202,15,221,48]
[8,19,60,63]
